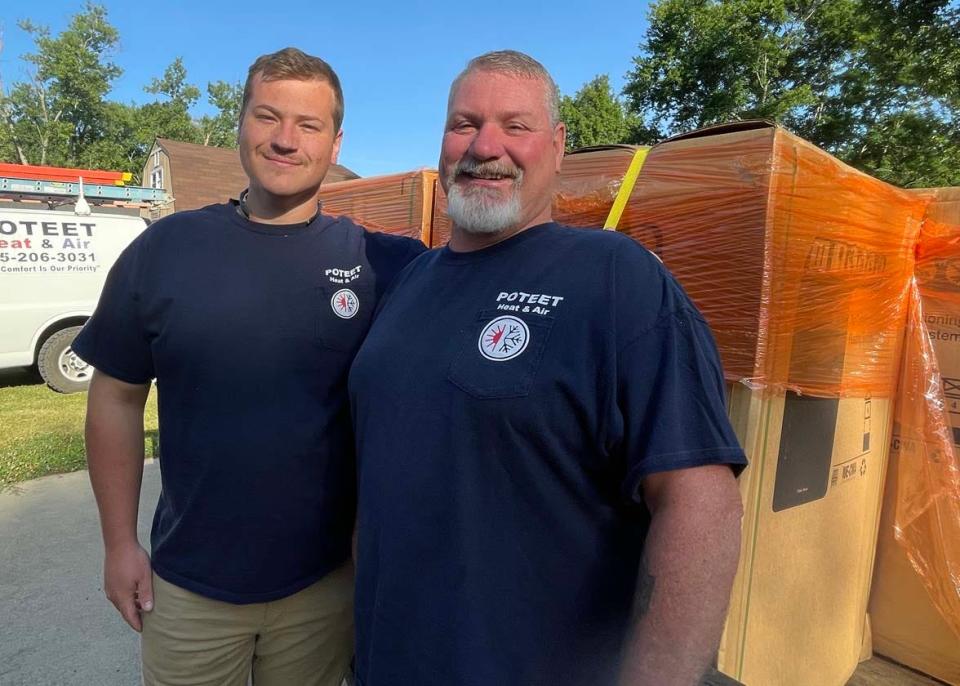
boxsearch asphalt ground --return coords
[0,461,159,685]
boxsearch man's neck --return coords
[243,186,320,225]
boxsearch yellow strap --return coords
[603,147,649,230]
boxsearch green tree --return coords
[0,2,121,166]
[199,80,242,148]
[77,100,140,173]
[624,0,960,187]
[1,68,72,166]
[139,57,202,144]
[75,57,203,176]
[559,75,642,151]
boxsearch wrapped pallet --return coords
[870,187,960,685]
[320,170,436,245]
[615,121,925,686]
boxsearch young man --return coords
[348,51,747,686]
[75,48,424,686]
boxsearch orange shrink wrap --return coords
[320,170,435,244]
[552,145,643,228]
[617,121,925,397]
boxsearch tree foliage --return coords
[621,0,960,187]
[1,2,120,166]
[559,75,640,151]
[139,57,204,146]
[0,3,241,179]
[199,80,242,148]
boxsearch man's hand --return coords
[104,542,154,632]
[619,464,744,686]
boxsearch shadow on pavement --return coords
[0,367,43,389]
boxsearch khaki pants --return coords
[142,564,354,686]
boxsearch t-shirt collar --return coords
[235,188,323,228]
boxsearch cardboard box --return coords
[870,186,960,685]
[320,170,436,245]
[723,384,891,686]
[871,470,960,685]
[615,122,925,685]
[620,122,922,396]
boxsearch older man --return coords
[348,51,747,686]
[75,48,425,685]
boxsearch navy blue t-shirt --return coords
[348,223,746,686]
[74,202,425,603]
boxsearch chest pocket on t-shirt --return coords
[317,284,376,353]
[447,308,555,399]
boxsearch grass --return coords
[0,379,158,489]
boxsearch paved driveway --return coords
[0,462,159,685]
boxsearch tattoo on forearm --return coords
[634,553,655,618]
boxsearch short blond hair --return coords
[241,47,344,131]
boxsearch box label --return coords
[773,394,838,511]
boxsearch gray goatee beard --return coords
[445,159,523,236]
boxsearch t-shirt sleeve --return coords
[393,234,429,275]
[365,233,428,288]
[72,237,155,384]
[364,232,430,317]
[404,235,429,262]
[611,239,747,502]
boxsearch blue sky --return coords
[1,1,652,177]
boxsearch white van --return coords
[0,205,148,392]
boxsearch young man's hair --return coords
[448,50,560,126]
[241,47,344,131]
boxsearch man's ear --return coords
[330,129,344,164]
[553,121,566,172]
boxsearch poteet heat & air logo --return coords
[478,315,529,361]
[331,288,359,319]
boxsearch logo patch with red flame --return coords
[331,288,359,319]
[478,315,529,361]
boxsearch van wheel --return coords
[38,326,91,394]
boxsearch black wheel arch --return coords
[33,316,89,365]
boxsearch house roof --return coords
[154,138,360,211]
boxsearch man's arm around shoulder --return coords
[619,464,744,686]
[85,369,153,632]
